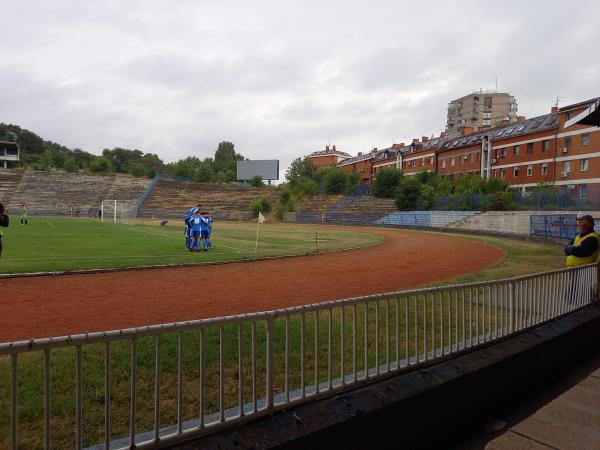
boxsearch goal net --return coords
[101,199,138,225]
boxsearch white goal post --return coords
[101,199,138,225]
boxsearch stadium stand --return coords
[0,168,24,204]
[377,211,480,228]
[293,194,346,213]
[292,195,399,224]
[328,195,396,215]
[5,170,151,215]
[139,178,279,220]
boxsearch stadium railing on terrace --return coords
[1,264,598,449]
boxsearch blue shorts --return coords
[201,230,210,239]
[191,230,201,238]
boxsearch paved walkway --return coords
[486,360,600,449]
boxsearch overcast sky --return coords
[2,1,599,178]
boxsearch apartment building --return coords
[446,90,518,139]
[306,145,351,169]
[301,96,600,195]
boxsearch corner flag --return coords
[255,212,265,252]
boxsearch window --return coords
[564,136,572,149]
[513,167,520,177]
[582,133,590,146]
[451,157,456,166]
[527,143,534,154]
[566,111,574,120]
[500,169,506,179]
[543,140,550,152]
[541,163,548,175]
[563,161,571,173]
[527,165,533,176]
[581,159,589,171]
[470,153,474,163]
[580,184,588,200]
[460,156,465,166]
[501,148,507,158]
[430,157,434,165]
[442,159,446,169]
[514,145,520,156]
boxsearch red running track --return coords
[0,227,504,342]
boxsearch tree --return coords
[63,155,79,173]
[285,158,316,186]
[102,148,143,173]
[167,156,202,179]
[395,177,422,210]
[127,161,146,177]
[193,158,215,182]
[38,150,55,171]
[89,156,114,173]
[249,175,265,187]
[322,167,347,194]
[140,153,165,177]
[372,168,402,198]
[213,141,244,174]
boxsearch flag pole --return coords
[255,214,261,253]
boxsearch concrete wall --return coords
[448,210,600,236]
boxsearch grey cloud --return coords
[0,0,599,179]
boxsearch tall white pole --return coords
[114,200,117,225]
[254,218,260,253]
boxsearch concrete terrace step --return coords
[140,179,278,219]
[7,171,151,214]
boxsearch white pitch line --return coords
[44,221,56,228]
[3,254,201,262]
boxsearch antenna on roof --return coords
[554,96,567,107]
[495,77,498,91]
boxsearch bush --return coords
[250,197,272,218]
[489,191,515,211]
[394,178,422,210]
[372,168,402,198]
[89,156,114,173]
[296,178,319,197]
[249,175,265,188]
[323,167,347,194]
[275,200,295,220]
[63,156,79,173]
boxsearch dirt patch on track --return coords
[1,227,503,342]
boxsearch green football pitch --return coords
[0,216,383,274]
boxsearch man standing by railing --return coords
[565,215,599,304]
[565,215,600,267]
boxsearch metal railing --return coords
[1,264,598,449]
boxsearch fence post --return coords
[596,263,600,306]
[266,317,275,409]
[509,282,515,333]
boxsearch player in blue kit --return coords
[184,203,202,250]
[201,211,213,251]
[189,210,203,252]
[199,211,211,252]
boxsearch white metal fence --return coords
[0,264,598,449]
